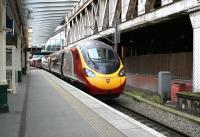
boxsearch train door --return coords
[57,53,62,75]
[73,48,86,83]
[70,51,75,79]
[51,55,58,73]
[51,53,61,74]
[62,51,75,79]
[47,56,51,71]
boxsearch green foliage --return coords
[147,95,163,104]
[177,92,200,101]
[125,89,163,104]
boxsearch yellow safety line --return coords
[40,70,125,137]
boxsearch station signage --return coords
[6,19,14,36]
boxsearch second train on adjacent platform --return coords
[43,40,126,97]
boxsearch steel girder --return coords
[23,0,78,46]
[63,0,199,47]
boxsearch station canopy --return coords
[23,0,78,46]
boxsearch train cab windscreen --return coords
[87,48,115,61]
[80,42,120,74]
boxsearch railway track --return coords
[102,97,189,137]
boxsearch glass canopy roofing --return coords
[23,0,78,46]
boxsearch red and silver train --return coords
[42,40,126,97]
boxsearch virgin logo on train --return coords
[106,78,110,84]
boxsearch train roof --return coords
[63,40,113,50]
[78,40,113,49]
[50,40,113,56]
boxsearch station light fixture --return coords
[28,42,32,48]
[28,37,32,40]
[28,28,33,33]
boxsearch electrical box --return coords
[158,71,171,101]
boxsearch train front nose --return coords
[93,77,118,89]
[91,76,126,94]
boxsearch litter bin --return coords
[171,83,186,102]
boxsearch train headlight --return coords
[83,68,96,78]
[118,68,126,77]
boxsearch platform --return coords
[0,69,165,137]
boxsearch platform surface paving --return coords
[0,69,166,137]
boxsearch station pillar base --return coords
[18,71,22,82]
[0,84,9,113]
[190,11,200,92]
[22,68,26,75]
